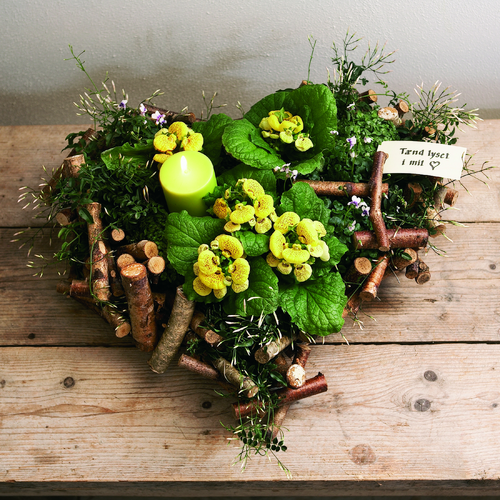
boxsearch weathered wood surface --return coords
[1,345,500,496]
[0,122,499,495]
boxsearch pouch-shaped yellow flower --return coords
[241,179,265,200]
[197,249,219,275]
[294,263,313,282]
[230,203,255,225]
[229,257,250,285]
[282,244,310,264]
[193,277,212,296]
[269,230,288,259]
[232,280,249,293]
[254,194,274,218]
[213,198,231,219]
[198,269,227,290]
[254,217,272,234]
[274,212,300,234]
[296,218,319,246]
[168,121,189,140]
[154,133,177,153]
[181,133,203,152]
[216,234,244,259]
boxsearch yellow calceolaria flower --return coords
[294,263,313,282]
[259,117,272,131]
[197,249,219,275]
[253,194,274,218]
[296,218,319,246]
[193,262,200,276]
[254,217,272,234]
[229,257,250,285]
[181,132,203,152]
[282,244,310,265]
[277,260,293,275]
[213,198,231,219]
[232,280,249,293]
[290,115,304,133]
[153,152,171,164]
[216,234,244,259]
[230,203,255,225]
[295,134,313,152]
[198,243,210,254]
[198,269,226,290]
[224,221,241,233]
[279,129,294,144]
[269,230,288,259]
[153,133,177,153]
[214,286,228,299]
[274,211,300,234]
[308,243,324,258]
[266,252,281,268]
[241,179,265,200]
[313,220,327,237]
[168,121,189,140]
[193,277,212,296]
[318,239,330,262]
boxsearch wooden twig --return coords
[190,311,223,348]
[212,356,259,398]
[368,151,390,252]
[145,256,166,285]
[110,228,126,244]
[177,354,234,392]
[405,182,423,208]
[295,180,388,198]
[359,255,390,302]
[86,202,111,302]
[358,89,378,104]
[343,257,372,286]
[148,286,195,372]
[286,344,311,389]
[121,263,157,352]
[117,240,158,261]
[342,291,362,319]
[415,260,431,285]
[391,248,418,270]
[233,373,328,420]
[353,228,429,250]
[116,253,136,272]
[254,335,295,364]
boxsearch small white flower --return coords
[364,137,373,143]
[346,136,356,149]
[330,130,339,135]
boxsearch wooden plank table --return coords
[0,121,499,497]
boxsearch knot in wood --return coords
[63,377,75,388]
[414,398,431,412]
[424,370,438,382]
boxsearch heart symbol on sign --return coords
[429,161,440,170]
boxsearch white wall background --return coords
[1,0,499,126]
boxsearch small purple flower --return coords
[139,103,147,116]
[361,205,370,217]
[347,136,356,149]
[364,137,373,144]
[348,195,361,208]
[151,111,165,125]
[348,221,356,232]
[119,99,128,110]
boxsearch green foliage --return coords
[222,84,337,175]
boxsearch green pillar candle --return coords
[159,151,217,217]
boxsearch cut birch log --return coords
[359,254,390,302]
[296,180,388,198]
[368,151,390,252]
[148,286,195,373]
[121,263,157,352]
[353,228,429,250]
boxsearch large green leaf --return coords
[222,119,282,170]
[279,272,347,336]
[279,181,329,225]
[165,211,225,276]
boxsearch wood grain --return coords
[1,122,500,494]
[1,344,500,494]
